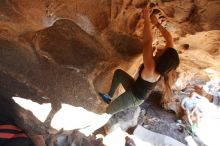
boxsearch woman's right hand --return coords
[150,14,159,25]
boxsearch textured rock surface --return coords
[0,0,220,142]
[105,107,142,133]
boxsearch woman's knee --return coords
[115,69,124,75]
[113,69,124,80]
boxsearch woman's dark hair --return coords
[154,48,180,103]
[155,47,180,76]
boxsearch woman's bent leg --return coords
[108,69,135,97]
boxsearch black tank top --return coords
[131,64,158,100]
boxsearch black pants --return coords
[106,69,144,114]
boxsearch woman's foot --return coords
[98,92,111,104]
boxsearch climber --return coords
[80,6,180,136]
[99,7,180,115]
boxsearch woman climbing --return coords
[80,6,180,136]
[99,7,180,115]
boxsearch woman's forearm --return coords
[156,23,173,47]
[143,21,153,44]
[143,11,153,44]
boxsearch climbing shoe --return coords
[98,92,111,104]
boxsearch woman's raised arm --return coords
[142,8,155,77]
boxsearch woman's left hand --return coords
[150,14,159,25]
[143,8,150,19]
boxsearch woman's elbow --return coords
[165,39,174,48]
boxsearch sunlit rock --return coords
[0,0,220,145]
